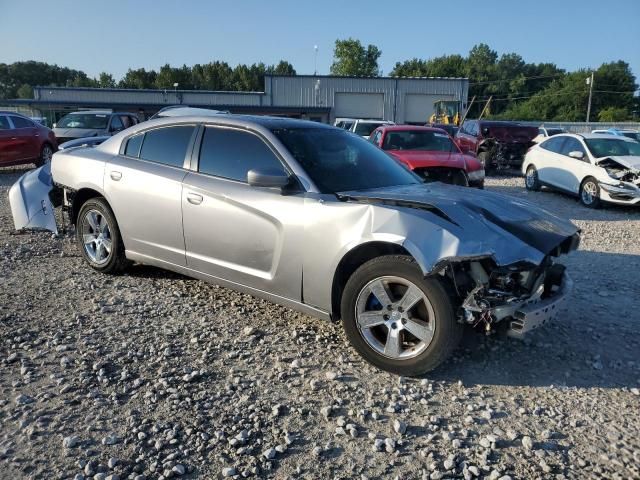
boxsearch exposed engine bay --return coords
[482,140,532,170]
[598,157,640,184]
[444,257,570,338]
[414,167,469,186]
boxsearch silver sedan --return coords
[10,115,579,374]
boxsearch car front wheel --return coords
[76,197,128,273]
[341,255,462,375]
[580,177,601,208]
[525,165,541,191]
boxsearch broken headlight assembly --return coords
[448,259,564,333]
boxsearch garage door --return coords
[404,94,454,123]
[334,93,384,119]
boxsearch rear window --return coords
[139,126,195,168]
[354,122,383,137]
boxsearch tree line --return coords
[1,39,637,122]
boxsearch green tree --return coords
[191,61,234,90]
[97,72,116,88]
[598,106,630,121]
[271,60,296,76]
[155,64,193,90]
[16,84,33,98]
[330,38,381,76]
[118,68,157,89]
[390,54,466,78]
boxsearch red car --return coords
[0,112,57,168]
[370,125,485,188]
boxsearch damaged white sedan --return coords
[523,133,640,208]
[9,115,580,375]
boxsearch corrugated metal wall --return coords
[32,76,469,122]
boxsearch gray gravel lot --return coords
[1,166,639,480]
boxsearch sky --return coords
[1,0,639,82]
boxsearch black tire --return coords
[478,151,494,175]
[35,143,54,167]
[579,177,601,208]
[76,197,128,274]
[340,255,463,376]
[524,165,541,191]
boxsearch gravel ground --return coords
[1,166,639,480]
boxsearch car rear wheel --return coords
[341,255,462,375]
[76,197,128,273]
[525,165,541,191]
[580,177,601,208]
[36,143,53,167]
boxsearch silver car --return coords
[53,110,139,145]
[10,115,579,374]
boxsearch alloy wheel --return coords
[41,145,53,164]
[81,209,112,264]
[581,181,598,205]
[525,168,537,188]
[355,276,435,360]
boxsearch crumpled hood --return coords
[596,155,640,172]
[389,150,468,170]
[53,128,102,139]
[338,183,579,268]
[485,125,538,143]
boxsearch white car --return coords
[349,119,395,138]
[591,128,640,142]
[522,133,640,208]
[333,117,357,130]
[533,126,567,143]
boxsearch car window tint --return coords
[125,133,144,157]
[198,127,283,182]
[139,126,195,168]
[10,116,33,129]
[0,116,10,130]
[560,138,586,156]
[540,136,566,153]
[110,115,124,130]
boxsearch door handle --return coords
[11,137,17,140]
[187,192,203,205]
[110,171,122,181]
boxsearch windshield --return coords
[547,128,565,136]
[382,130,458,152]
[585,138,640,157]
[272,127,421,193]
[57,113,109,129]
[354,122,384,137]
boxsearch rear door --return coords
[456,120,475,153]
[105,124,197,266]
[9,115,38,160]
[181,125,305,301]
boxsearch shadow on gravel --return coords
[427,249,640,390]
[125,263,188,280]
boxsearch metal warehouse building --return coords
[5,75,468,125]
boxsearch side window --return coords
[540,136,566,154]
[119,115,132,129]
[198,127,284,182]
[460,121,469,134]
[370,130,382,145]
[538,128,545,135]
[139,126,195,168]
[10,116,33,129]
[560,138,586,157]
[471,122,480,136]
[124,133,144,157]
[0,116,10,130]
[110,115,124,131]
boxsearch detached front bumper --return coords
[8,164,59,233]
[505,272,573,338]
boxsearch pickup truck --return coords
[455,120,538,172]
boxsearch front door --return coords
[181,125,304,301]
[9,115,39,160]
[104,125,197,266]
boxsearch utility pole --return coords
[586,71,594,122]
[314,45,319,75]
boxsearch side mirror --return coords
[53,123,57,128]
[568,151,584,160]
[481,127,490,136]
[247,168,291,189]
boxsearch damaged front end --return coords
[446,257,573,338]
[596,157,640,204]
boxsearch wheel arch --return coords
[330,241,420,320]
[70,188,108,225]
